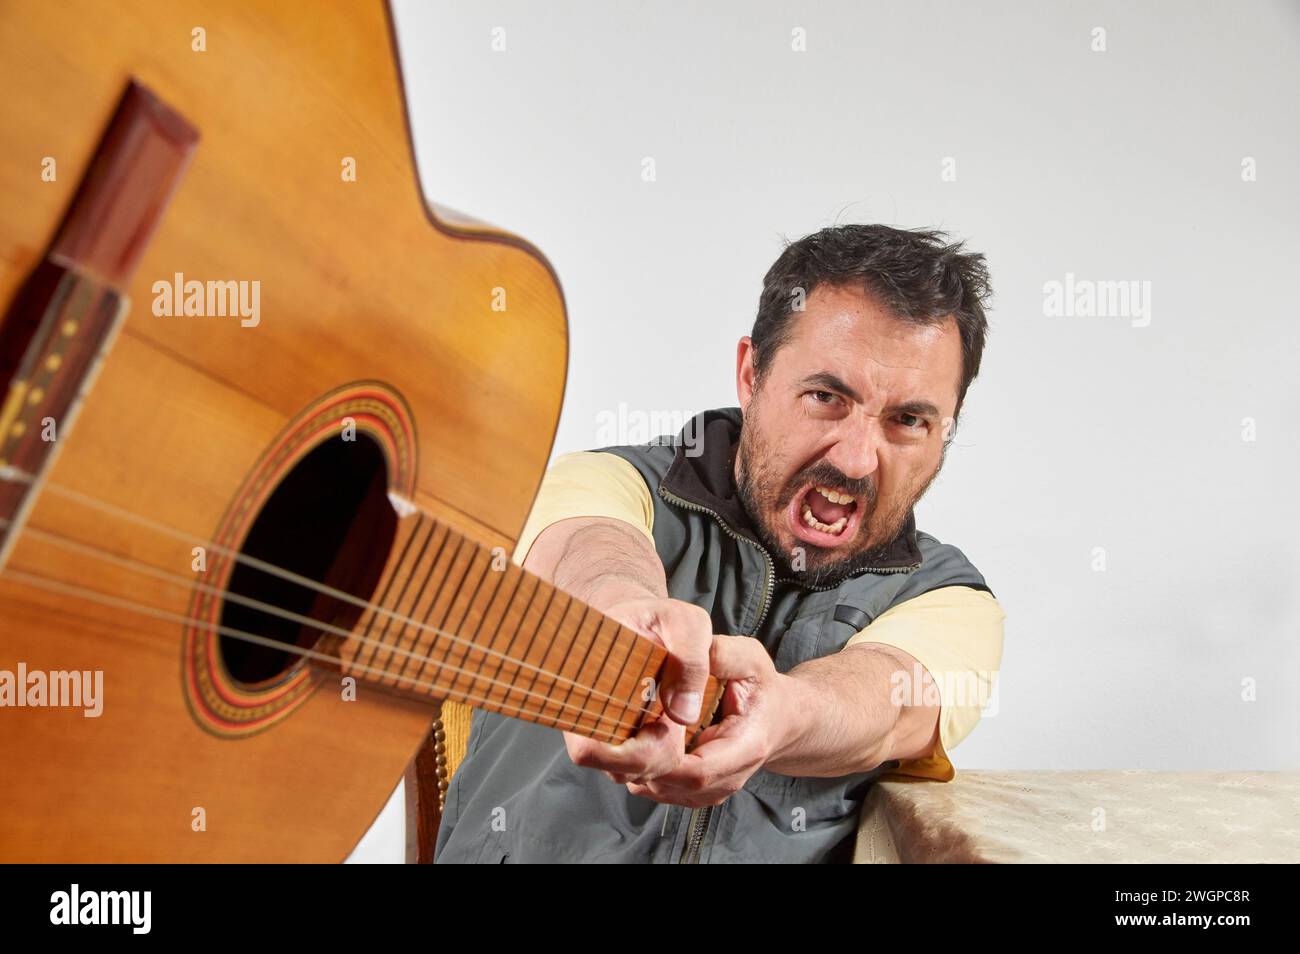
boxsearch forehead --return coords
[776,283,962,407]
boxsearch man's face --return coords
[733,283,962,586]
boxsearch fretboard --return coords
[323,513,722,744]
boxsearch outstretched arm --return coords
[624,588,1005,807]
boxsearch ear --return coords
[736,336,757,410]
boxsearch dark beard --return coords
[733,420,939,589]
[738,481,911,587]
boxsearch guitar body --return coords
[0,0,567,861]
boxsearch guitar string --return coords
[2,566,633,741]
[13,522,656,732]
[0,468,669,732]
[0,468,657,716]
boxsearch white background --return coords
[349,0,1300,861]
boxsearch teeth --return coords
[815,485,856,505]
[801,502,848,535]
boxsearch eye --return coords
[811,390,836,404]
[898,413,925,429]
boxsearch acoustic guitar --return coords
[0,0,722,862]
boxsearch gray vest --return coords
[434,407,991,863]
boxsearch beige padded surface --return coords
[855,770,1300,863]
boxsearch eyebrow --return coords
[796,372,942,420]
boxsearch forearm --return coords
[764,643,940,777]
[525,518,667,613]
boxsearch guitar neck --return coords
[314,511,723,746]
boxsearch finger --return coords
[657,605,713,725]
[626,781,679,804]
[688,720,726,749]
[627,777,713,808]
[656,726,753,790]
[627,749,709,792]
[708,633,771,681]
[566,719,675,775]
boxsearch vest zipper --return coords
[656,483,920,863]
[659,485,775,864]
[657,485,777,630]
[773,558,921,591]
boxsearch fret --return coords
[535,600,594,728]
[581,623,644,741]
[405,532,477,686]
[491,580,560,720]
[413,530,480,686]
[361,515,438,675]
[514,587,579,729]
[327,514,723,745]
[379,522,452,681]
[607,627,660,740]
[437,554,516,705]
[555,612,613,738]
[429,538,652,740]
[393,526,465,683]
[474,568,542,709]
[425,544,496,696]
[340,513,425,671]
[374,519,451,685]
[564,613,640,740]
[335,514,410,670]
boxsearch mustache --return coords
[778,464,877,510]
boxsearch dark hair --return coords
[751,224,992,420]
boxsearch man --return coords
[434,223,1005,863]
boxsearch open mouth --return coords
[785,483,864,548]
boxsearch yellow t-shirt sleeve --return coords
[511,451,656,566]
[845,585,1005,782]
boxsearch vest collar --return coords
[658,406,922,572]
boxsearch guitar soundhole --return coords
[218,434,397,687]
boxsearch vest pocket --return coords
[732,771,860,862]
[772,610,864,671]
[742,767,874,818]
[772,585,904,671]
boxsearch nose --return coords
[827,419,881,484]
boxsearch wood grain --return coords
[0,0,568,862]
